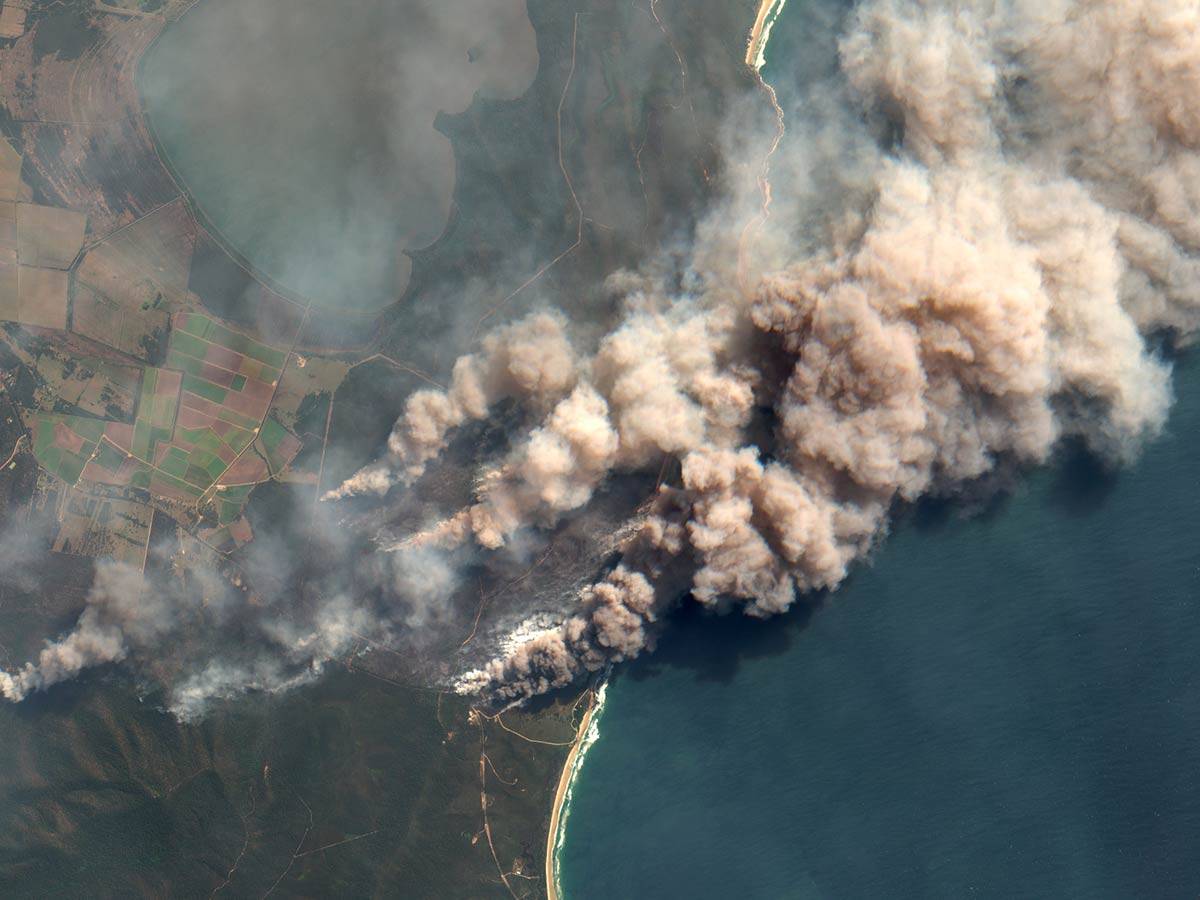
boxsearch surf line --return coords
[545,679,609,900]
[745,0,789,70]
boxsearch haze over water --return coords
[558,5,1200,897]
[139,0,536,313]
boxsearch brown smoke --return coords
[325,311,577,499]
[5,0,1193,715]
[453,0,1196,702]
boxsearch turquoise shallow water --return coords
[559,6,1200,898]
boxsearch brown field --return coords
[16,202,86,269]
[0,2,26,41]
[0,203,15,322]
[72,198,196,357]
[0,151,92,334]
[0,199,85,331]
[34,354,141,419]
[0,256,15,322]
[198,512,254,552]
[0,200,14,250]
[0,11,177,237]
[72,282,168,360]
[0,138,29,203]
[78,198,196,301]
[52,487,152,568]
[16,266,69,329]
[215,453,266,486]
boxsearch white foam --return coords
[552,679,609,897]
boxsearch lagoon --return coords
[139,0,537,313]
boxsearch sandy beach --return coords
[546,6,783,897]
[745,0,787,69]
[545,689,600,900]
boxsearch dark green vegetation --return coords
[0,669,582,897]
[0,0,764,895]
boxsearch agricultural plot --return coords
[72,282,168,361]
[0,2,27,42]
[0,200,85,331]
[16,203,86,270]
[73,199,193,359]
[0,200,15,323]
[0,150,83,332]
[199,513,254,553]
[256,416,302,475]
[31,413,109,486]
[131,367,182,459]
[28,312,304,520]
[52,488,153,568]
[33,355,141,420]
[0,138,28,203]
[213,483,254,526]
[15,266,69,330]
[166,313,299,493]
[271,354,348,429]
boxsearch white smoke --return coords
[0,561,177,702]
[169,658,322,722]
[445,0,1199,701]
[4,0,1198,714]
[0,514,393,716]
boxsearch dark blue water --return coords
[558,7,1200,898]
[560,380,1200,896]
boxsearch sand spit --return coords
[745,0,788,69]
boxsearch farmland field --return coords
[0,0,761,895]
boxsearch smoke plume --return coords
[419,0,1198,701]
[323,311,577,499]
[0,496,407,718]
[0,561,179,702]
[5,0,1200,715]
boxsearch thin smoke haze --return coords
[399,0,1196,701]
[3,0,1199,715]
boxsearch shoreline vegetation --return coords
[544,5,785,898]
[545,682,606,900]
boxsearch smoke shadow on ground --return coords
[614,429,1140,690]
[904,487,1014,535]
[1046,341,1193,518]
[10,670,105,722]
[1046,438,1121,518]
[621,595,821,687]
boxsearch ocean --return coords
[556,4,1200,897]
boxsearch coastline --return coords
[745,0,788,69]
[545,4,787,897]
[545,682,607,900]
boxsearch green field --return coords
[31,414,105,484]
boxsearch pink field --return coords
[52,421,85,454]
[218,454,267,485]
